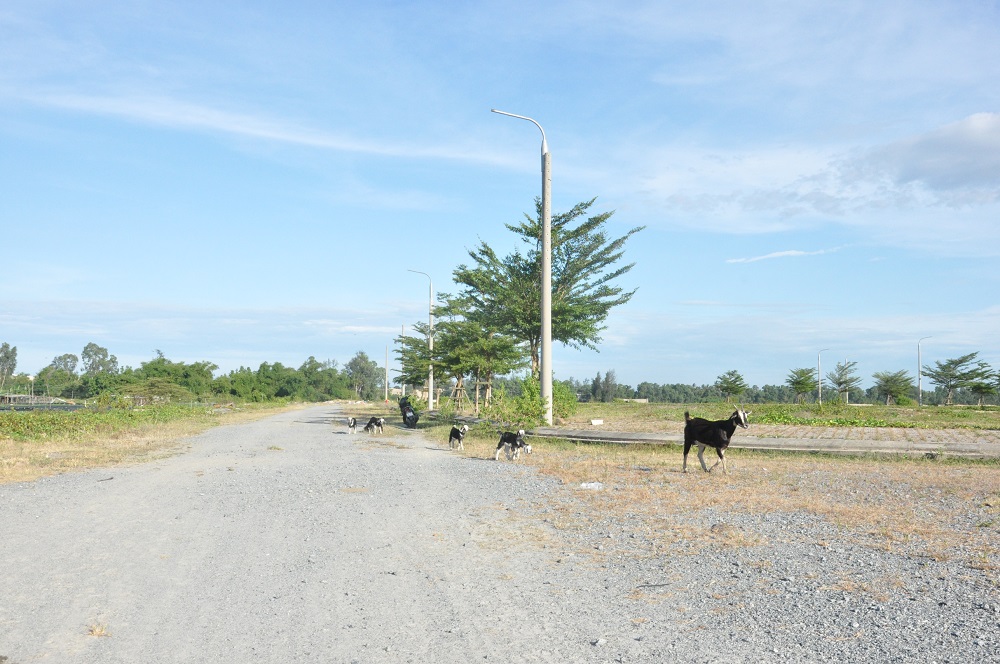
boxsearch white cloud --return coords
[622,113,1000,255]
[860,112,1000,193]
[726,247,842,264]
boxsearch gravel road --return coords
[1,405,997,663]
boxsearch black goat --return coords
[495,429,531,461]
[364,416,385,434]
[682,408,750,474]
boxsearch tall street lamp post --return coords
[918,336,932,406]
[407,270,434,410]
[817,349,829,405]
[491,108,553,425]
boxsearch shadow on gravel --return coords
[299,417,337,425]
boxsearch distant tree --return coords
[552,379,579,418]
[826,361,863,404]
[922,352,993,405]
[255,362,303,399]
[0,342,17,392]
[591,372,603,403]
[136,353,218,397]
[345,351,383,401]
[614,383,636,400]
[412,295,528,409]
[81,342,119,376]
[967,369,998,407]
[38,354,82,397]
[714,370,748,403]
[601,370,617,403]
[297,356,352,401]
[51,353,79,375]
[871,370,914,405]
[786,368,817,403]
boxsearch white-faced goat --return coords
[682,408,750,474]
[495,429,531,461]
[347,417,357,434]
[448,424,469,450]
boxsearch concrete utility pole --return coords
[491,109,553,425]
[918,336,932,406]
[407,270,434,410]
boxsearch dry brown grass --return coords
[0,404,304,485]
[453,430,1000,574]
[87,623,110,637]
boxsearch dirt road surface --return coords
[2,405,997,663]
[0,406,615,663]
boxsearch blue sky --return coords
[2,1,999,390]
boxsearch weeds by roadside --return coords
[0,402,305,484]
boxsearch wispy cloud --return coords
[727,247,843,264]
[19,92,510,166]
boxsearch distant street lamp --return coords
[407,269,434,410]
[817,349,829,405]
[491,108,553,425]
[918,336,932,406]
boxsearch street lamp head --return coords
[491,109,548,155]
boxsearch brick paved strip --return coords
[527,427,1000,459]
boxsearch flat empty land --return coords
[1,405,997,663]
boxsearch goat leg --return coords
[697,444,710,472]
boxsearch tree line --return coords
[566,352,1000,406]
[3,338,996,409]
[0,342,387,403]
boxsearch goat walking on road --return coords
[682,408,750,474]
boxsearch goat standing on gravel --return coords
[495,429,531,461]
[448,424,469,450]
[682,408,750,474]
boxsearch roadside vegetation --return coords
[0,401,301,484]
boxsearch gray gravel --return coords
[1,404,997,663]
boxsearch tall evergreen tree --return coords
[454,198,643,377]
[0,342,17,392]
[826,361,863,404]
[786,368,817,403]
[872,370,914,405]
[714,370,748,403]
[601,370,617,403]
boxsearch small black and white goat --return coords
[364,416,385,434]
[682,408,750,474]
[448,424,469,450]
[495,429,531,461]
[347,417,357,434]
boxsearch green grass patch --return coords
[0,401,294,443]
